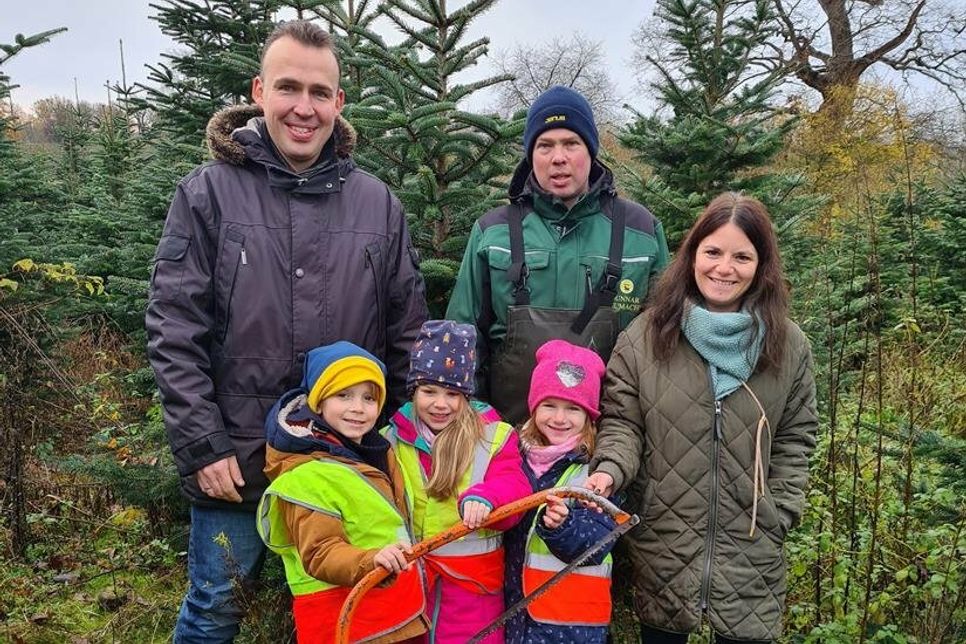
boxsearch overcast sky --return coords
[2,0,658,114]
[5,0,959,121]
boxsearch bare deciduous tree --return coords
[491,33,620,123]
[24,96,97,144]
[633,0,965,120]
[771,0,966,117]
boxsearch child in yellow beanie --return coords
[257,341,427,644]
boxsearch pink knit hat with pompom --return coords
[527,340,606,420]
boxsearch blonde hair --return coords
[423,395,485,500]
[519,416,597,456]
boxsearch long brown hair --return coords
[647,192,788,371]
[424,395,485,500]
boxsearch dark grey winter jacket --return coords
[145,105,427,508]
[591,313,817,641]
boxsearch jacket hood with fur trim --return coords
[205,104,357,165]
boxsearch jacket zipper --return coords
[240,247,247,265]
[700,397,723,613]
[364,248,385,325]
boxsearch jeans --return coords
[173,505,267,643]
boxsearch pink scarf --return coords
[414,416,437,449]
[524,433,581,478]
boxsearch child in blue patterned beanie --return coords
[382,319,530,643]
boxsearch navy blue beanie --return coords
[522,86,599,160]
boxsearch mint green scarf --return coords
[681,302,763,400]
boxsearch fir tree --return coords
[346,0,521,312]
[132,0,280,150]
[621,0,797,247]
[0,29,67,270]
[307,0,384,108]
[0,29,68,131]
[885,174,966,338]
[94,86,140,203]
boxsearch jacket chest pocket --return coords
[486,246,551,304]
[582,254,654,324]
[214,229,245,341]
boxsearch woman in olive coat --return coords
[586,193,818,644]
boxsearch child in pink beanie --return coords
[527,339,606,424]
[503,339,616,643]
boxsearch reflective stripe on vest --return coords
[387,413,514,593]
[256,459,424,641]
[523,462,613,626]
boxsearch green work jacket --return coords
[446,158,669,399]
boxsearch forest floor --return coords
[0,459,293,644]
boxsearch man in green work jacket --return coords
[446,86,670,424]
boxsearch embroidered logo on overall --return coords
[619,278,635,294]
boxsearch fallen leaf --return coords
[53,572,80,584]
[30,611,51,624]
[97,589,128,612]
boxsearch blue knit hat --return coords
[301,341,387,413]
[522,85,599,160]
[406,320,477,396]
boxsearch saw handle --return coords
[334,486,633,644]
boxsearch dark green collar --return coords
[531,189,601,222]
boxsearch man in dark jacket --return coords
[145,20,427,643]
[446,86,670,424]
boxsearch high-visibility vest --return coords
[386,405,514,594]
[257,458,424,643]
[522,462,613,626]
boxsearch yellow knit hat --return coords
[303,342,387,413]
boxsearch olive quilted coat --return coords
[590,313,817,641]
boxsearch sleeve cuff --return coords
[459,495,493,515]
[534,508,573,538]
[174,433,235,475]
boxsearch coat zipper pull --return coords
[714,400,723,440]
[240,248,248,265]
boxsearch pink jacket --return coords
[459,424,529,531]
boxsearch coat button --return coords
[295,268,305,278]
[325,182,333,189]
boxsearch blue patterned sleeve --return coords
[534,501,618,565]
